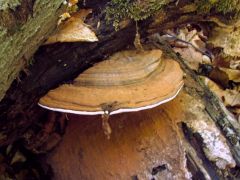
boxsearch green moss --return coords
[105,0,170,29]
[0,0,22,10]
[215,0,240,14]
[196,0,240,17]
[0,0,64,101]
[106,0,240,29]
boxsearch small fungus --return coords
[45,9,98,44]
[39,50,184,138]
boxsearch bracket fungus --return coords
[45,9,98,44]
[39,50,184,138]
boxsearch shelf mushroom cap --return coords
[45,10,98,44]
[39,50,184,115]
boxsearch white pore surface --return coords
[39,83,183,115]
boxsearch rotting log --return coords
[46,82,235,179]
[0,0,236,147]
[151,40,240,166]
[47,103,189,180]
[0,0,240,178]
[45,42,239,178]
[0,0,65,101]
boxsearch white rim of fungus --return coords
[38,84,183,116]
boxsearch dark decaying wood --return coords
[0,0,176,146]
[0,0,137,145]
[0,0,232,148]
[0,22,136,146]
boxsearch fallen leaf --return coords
[174,46,208,70]
[219,67,240,83]
[223,89,240,107]
[230,59,240,70]
[213,55,230,68]
[202,76,240,107]
[6,145,12,155]
[228,107,240,115]
[209,20,240,57]
[209,67,229,88]
[10,151,26,165]
[166,26,209,71]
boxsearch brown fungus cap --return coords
[45,10,98,44]
[39,50,184,115]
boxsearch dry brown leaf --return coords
[230,59,240,70]
[219,67,240,83]
[229,107,240,115]
[168,26,209,70]
[209,67,229,88]
[233,84,240,92]
[174,46,206,70]
[177,28,198,43]
[213,56,230,68]
[10,151,26,165]
[223,89,240,107]
[202,76,224,96]
[45,9,98,44]
[202,76,240,107]
[177,28,207,50]
[177,28,193,41]
[209,20,240,57]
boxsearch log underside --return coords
[44,43,240,178]
[0,0,230,148]
[46,89,211,180]
[48,97,187,180]
[46,60,237,179]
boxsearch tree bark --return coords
[0,0,64,101]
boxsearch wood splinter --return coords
[101,110,111,139]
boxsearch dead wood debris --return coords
[0,111,67,179]
[156,23,240,123]
[0,3,239,179]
